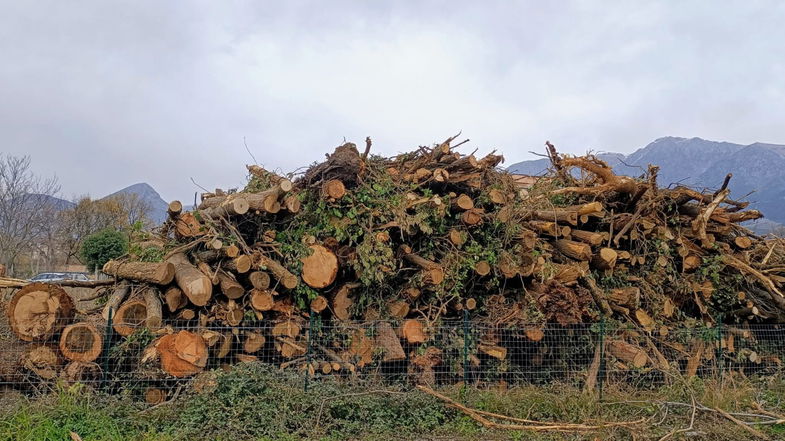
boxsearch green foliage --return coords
[80,229,128,271]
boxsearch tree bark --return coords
[102,260,175,285]
[167,253,213,306]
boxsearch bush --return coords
[80,229,128,271]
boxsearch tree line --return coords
[0,154,153,277]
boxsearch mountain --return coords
[508,137,785,231]
[103,183,169,224]
[26,193,75,211]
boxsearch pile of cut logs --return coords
[3,135,785,393]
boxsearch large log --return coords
[102,282,130,320]
[59,322,103,363]
[554,239,593,261]
[7,283,74,342]
[217,270,245,300]
[141,287,163,331]
[258,255,299,290]
[113,299,147,336]
[301,245,339,289]
[156,330,208,377]
[102,260,175,285]
[591,248,618,270]
[375,322,406,362]
[607,340,647,368]
[167,253,213,306]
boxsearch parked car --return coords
[29,272,91,282]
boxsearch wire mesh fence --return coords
[2,315,785,404]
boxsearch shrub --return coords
[80,229,128,271]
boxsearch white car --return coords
[29,272,90,282]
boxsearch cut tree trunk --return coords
[102,261,175,285]
[250,289,274,311]
[61,361,101,386]
[7,283,75,341]
[145,388,166,405]
[59,322,103,363]
[533,210,578,225]
[201,194,250,218]
[401,248,445,285]
[102,282,130,320]
[301,245,339,289]
[114,299,148,336]
[258,255,299,290]
[332,284,357,321]
[310,295,328,313]
[375,322,406,361]
[247,271,271,290]
[554,239,593,261]
[174,212,203,238]
[156,330,208,377]
[591,248,618,270]
[401,319,426,344]
[224,255,252,274]
[243,332,266,353]
[217,270,245,300]
[451,194,474,210]
[164,287,186,313]
[167,253,213,306]
[23,345,60,379]
[571,230,606,246]
[141,287,163,331]
[322,180,346,200]
[607,340,647,368]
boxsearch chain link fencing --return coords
[2,314,784,403]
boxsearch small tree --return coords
[80,229,128,272]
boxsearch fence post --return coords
[462,309,469,388]
[597,317,606,402]
[305,310,313,392]
[715,314,724,380]
[101,308,114,390]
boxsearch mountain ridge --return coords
[508,137,785,232]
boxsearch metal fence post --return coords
[462,309,469,387]
[598,317,606,402]
[715,314,723,380]
[101,308,114,390]
[304,310,313,392]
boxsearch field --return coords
[2,363,785,441]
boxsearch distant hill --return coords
[36,182,169,225]
[508,137,785,232]
[103,183,169,224]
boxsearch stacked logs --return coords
[4,135,785,389]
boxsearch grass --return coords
[1,365,784,440]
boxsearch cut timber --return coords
[164,287,186,313]
[167,200,183,216]
[102,260,175,285]
[23,345,60,379]
[102,283,130,320]
[402,319,426,344]
[272,320,302,339]
[401,248,445,285]
[61,361,101,385]
[243,332,266,353]
[174,212,203,238]
[8,283,74,341]
[461,208,484,226]
[554,239,593,261]
[452,194,474,210]
[247,271,271,290]
[167,253,212,306]
[448,229,466,246]
[246,187,285,213]
[310,295,328,313]
[591,248,618,270]
[217,271,244,300]
[533,209,578,225]
[683,255,702,272]
[387,300,410,319]
[478,344,507,360]
[321,179,346,200]
[196,262,219,285]
[488,189,507,204]
[144,388,166,405]
[141,287,163,331]
[570,230,606,246]
[333,284,357,321]
[375,322,406,362]
[465,298,477,310]
[529,221,570,238]
[525,327,545,342]
[608,287,640,309]
[59,322,103,363]
[224,244,240,258]
[113,299,147,336]
[734,236,753,249]
[284,195,301,213]
[258,255,299,290]
[607,340,647,369]
[201,193,250,218]
[474,261,491,276]
[157,331,208,377]
[224,255,252,274]
[301,245,339,289]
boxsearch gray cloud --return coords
[2,1,785,201]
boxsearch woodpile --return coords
[3,135,785,388]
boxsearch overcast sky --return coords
[2,1,785,202]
